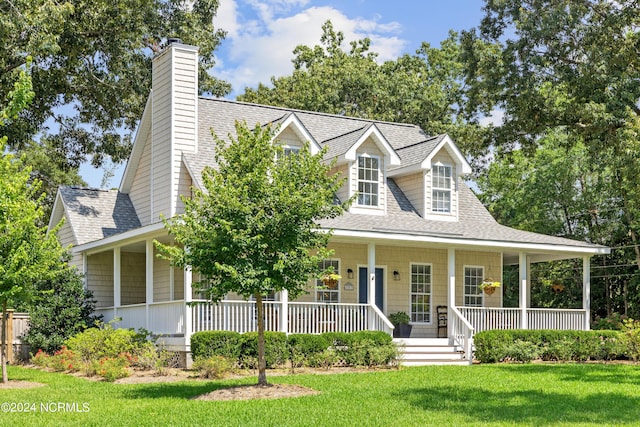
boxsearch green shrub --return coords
[592,313,626,330]
[474,329,627,363]
[190,331,243,361]
[288,334,329,367]
[134,346,173,375]
[308,349,338,369]
[473,330,512,363]
[31,346,81,372]
[621,319,640,361]
[91,354,131,381]
[542,338,575,361]
[239,332,288,369]
[65,322,149,362]
[505,340,540,363]
[192,356,233,379]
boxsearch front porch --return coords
[96,299,589,364]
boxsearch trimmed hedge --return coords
[474,329,626,363]
[190,331,242,361]
[190,330,398,369]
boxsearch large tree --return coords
[157,122,350,386]
[461,0,640,317]
[1,0,230,196]
[239,21,490,166]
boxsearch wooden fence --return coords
[2,311,30,362]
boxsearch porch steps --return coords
[394,338,471,366]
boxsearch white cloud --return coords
[212,1,407,97]
[479,109,505,127]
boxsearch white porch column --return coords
[368,243,376,330]
[279,290,289,334]
[583,256,591,330]
[113,248,121,319]
[145,239,154,330]
[519,252,528,329]
[447,248,456,338]
[184,266,193,347]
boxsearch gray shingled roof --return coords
[188,98,603,250]
[59,187,141,245]
[61,97,605,251]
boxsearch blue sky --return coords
[81,0,486,188]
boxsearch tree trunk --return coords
[1,300,7,384]
[255,294,268,386]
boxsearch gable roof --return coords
[53,96,608,257]
[54,187,141,245]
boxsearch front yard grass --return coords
[2,363,640,426]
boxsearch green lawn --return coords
[2,363,640,426]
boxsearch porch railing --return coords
[450,307,474,362]
[96,301,186,335]
[190,300,391,335]
[457,307,588,333]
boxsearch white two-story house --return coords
[49,41,608,363]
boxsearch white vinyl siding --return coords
[151,44,198,222]
[410,263,432,324]
[130,130,152,225]
[464,266,484,307]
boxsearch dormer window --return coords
[432,165,452,213]
[357,155,379,207]
[283,146,300,156]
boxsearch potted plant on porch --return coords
[389,311,412,338]
[480,279,501,295]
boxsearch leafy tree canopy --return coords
[239,20,490,168]
[157,121,350,384]
[1,0,230,180]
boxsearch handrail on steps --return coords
[451,306,474,362]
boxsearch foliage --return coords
[621,319,640,362]
[0,141,67,382]
[0,0,230,187]
[31,346,80,372]
[388,312,411,326]
[31,346,131,381]
[90,355,132,381]
[22,262,100,353]
[504,340,541,363]
[192,355,233,379]
[592,313,627,331]
[239,20,490,168]
[239,332,289,369]
[463,0,640,318]
[474,329,626,363]
[64,322,154,363]
[288,334,330,368]
[157,121,350,385]
[190,331,243,361]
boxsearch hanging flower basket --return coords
[321,273,341,289]
[480,280,501,295]
[551,283,565,293]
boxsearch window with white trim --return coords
[464,266,483,307]
[357,156,379,207]
[410,264,432,323]
[316,259,340,303]
[432,165,452,213]
[275,145,301,161]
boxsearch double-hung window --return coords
[316,260,340,303]
[464,266,483,307]
[432,165,452,213]
[357,156,379,206]
[410,264,432,323]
